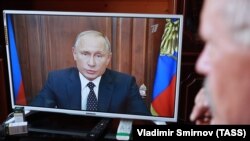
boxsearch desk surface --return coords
[1,112,154,141]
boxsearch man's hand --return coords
[190,88,212,125]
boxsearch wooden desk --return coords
[1,112,154,141]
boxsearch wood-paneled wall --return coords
[6,0,176,14]
[0,59,9,123]
[12,14,168,106]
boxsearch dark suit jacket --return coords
[31,67,150,115]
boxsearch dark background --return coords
[0,0,204,124]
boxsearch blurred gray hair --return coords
[221,0,250,47]
[73,30,111,52]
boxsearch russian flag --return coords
[7,15,27,105]
[151,19,179,117]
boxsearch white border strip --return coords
[3,10,183,19]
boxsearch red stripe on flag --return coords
[16,81,27,105]
[152,75,176,117]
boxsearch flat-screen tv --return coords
[3,10,183,122]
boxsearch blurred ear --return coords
[72,47,77,61]
[106,52,112,65]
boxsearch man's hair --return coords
[73,30,111,52]
[220,0,250,47]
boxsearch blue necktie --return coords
[86,82,98,111]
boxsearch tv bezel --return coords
[3,10,183,122]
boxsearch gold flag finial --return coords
[160,19,180,60]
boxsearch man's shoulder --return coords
[106,69,133,79]
[49,67,78,76]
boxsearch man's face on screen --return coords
[196,0,250,124]
[72,34,111,81]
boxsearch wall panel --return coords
[12,15,167,107]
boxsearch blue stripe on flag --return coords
[7,15,22,99]
[152,53,177,99]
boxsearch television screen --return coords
[3,10,183,122]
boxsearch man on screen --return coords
[31,30,150,115]
[190,0,250,124]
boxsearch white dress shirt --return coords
[79,72,101,110]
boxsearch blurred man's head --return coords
[196,0,250,124]
[72,30,112,81]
